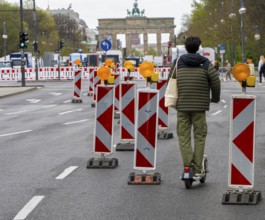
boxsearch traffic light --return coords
[59,40,65,50]
[168,41,172,48]
[18,32,29,49]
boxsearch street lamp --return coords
[229,0,236,67]
[2,22,8,61]
[239,0,246,63]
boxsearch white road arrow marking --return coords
[26,99,41,104]
[50,92,62,96]
[56,166,78,179]
[13,196,45,220]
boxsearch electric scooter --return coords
[181,155,208,189]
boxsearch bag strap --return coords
[171,58,179,79]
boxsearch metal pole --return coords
[20,0,26,87]
[240,14,245,63]
[3,22,7,61]
[33,0,38,80]
[58,40,61,80]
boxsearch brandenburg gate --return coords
[97,0,176,56]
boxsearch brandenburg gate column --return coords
[170,32,175,47]
[126,33,131,56]
[156,32,162,55]
[144,33,148,54]
[111,33,117,49]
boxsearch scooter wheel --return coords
[185,179,193,189]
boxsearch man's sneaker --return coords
[195,173,204,178]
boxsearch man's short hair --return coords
[185,36,201,53]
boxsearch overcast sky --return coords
[6,0,194,43]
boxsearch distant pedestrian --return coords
[225,60,232,81]
[258,55,265,84]
[169,36,220,177]
[213,60,219,72]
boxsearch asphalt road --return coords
[0,80,264,220]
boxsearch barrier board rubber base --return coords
[91,103,96,108]
[86,158,118,169]
[157,131,173,139]
[128,172,161,185]
[222,190,262,205]
[72,98,82,103]
[116,142,134,151]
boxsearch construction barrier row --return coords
[0,66,171,81]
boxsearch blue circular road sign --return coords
[100,39,112,51]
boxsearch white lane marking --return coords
[0,130,33,137]
[26,99,41,104]
[221,99,226,104]
[13,195,45,220]
[6,110,27,115]
[211,110,222,116]
[64,119,90,125]
[58,108,82,115]
[41,104,57,109]
[0,109,4,112]
[56,166,78,180]
[50,92,62,96]
[223,105,228,109]
[63,100,71,103]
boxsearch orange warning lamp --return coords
[142,69,154,78]
[97,66,111,81]
[104,59,113,67]
[232,63,250,82]
[124,60,133,69]
[74,59,82,67]
[139,62,155,78]
[128,65,135,72]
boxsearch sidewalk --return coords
[0,81,42,98]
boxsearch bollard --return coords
[222,95,262,204]
[72,68,82,103]
[87,85,118,168]
[128,88,161,185]
[116,82,136,151]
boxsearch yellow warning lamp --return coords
[151,72,159,83]
[97,66,111,81]
[107,75,115,84]
[139,62,155,78]
[104,59,113,67]
[232,63,250,82]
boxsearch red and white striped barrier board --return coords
[93,85,115,155]
[157,79,169,128]
[93,70,101,103]
[120,82,136,140]
[229,95,256,189]
[88,67,95,96]
[114,74,121,112]
[73,68,82,101]
[134,88,159,170]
